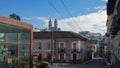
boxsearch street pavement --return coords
[53,57,112,68]
[76,57,112,68]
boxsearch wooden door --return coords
[60,54,64,60]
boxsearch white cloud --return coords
[23,10,107,35]
[84,8,90,11]
[102,0,107,2]
[58,10,107,35]
[95,6,106,10]
[23,17,34,20]
[36,17,49,23]
[23,17,49,28]
[36,17,50,28]
[23,17,49,23]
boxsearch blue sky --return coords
[0,0,107,35]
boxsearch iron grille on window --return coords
[71,49,78,53]
[58,48,66,53]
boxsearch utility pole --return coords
[51,30,54,65]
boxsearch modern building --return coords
[0,16,33,68]
[106,0,120,68]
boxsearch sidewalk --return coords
[53,63,75,68]
[82,59,94,64]
[104,58,112,66]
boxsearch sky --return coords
[0,0,108,35]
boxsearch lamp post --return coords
[51,30,54,65]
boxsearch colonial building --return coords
[33,31,92,63]
[106,0,120,68]
[79,31,102,57]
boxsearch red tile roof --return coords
[34,31,87,40]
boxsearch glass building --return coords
[0,16,33,68]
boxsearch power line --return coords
[48,0,64,19]
[59,0,73,17]
[59,0,81,30]
[48,0,77,31]
[48,0,78,65]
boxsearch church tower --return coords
[54,19,58,29]
[49,19,52,30]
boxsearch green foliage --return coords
[9,13,21,21]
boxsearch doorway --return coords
[73,54,77,63]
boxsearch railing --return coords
[58,48,66,53]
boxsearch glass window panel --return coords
[20,45,30,68]
[0,45,5,62]
[8,45,18,57]
[0,33,5,43]
[20,32,30,44]
[0,23,30,33]
[7,33,18,44]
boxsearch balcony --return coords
[110,15,120,35]
[107,0,116,15]
[58,48,66,53]
[71,49,78,54]
[117,1,120,16]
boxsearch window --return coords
[48,43,51,50]
[72,42,77,49]
[8,33,18,44]
[117,1,120,15]
[0,45,5,62]
[39,43,42,49]
[0,33,5,42]
[59,42,65,49]
[8,45,18,57]
[20,33,30,44]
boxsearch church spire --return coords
[54,19,57,29]
[49,19,52,30]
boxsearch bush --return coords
[39,61,49,68]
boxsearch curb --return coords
[104,59,112,66]
[82,59,94,64]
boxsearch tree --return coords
[9,13,21,21]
